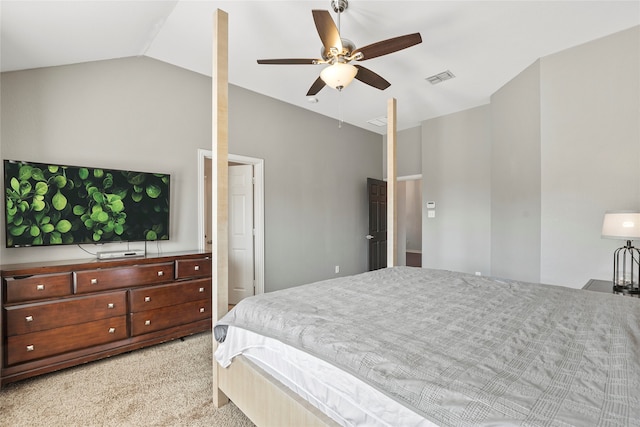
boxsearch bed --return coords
[214,266,640,426]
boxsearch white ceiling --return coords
[1,1,638,135]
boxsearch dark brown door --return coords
[367,178,387,271]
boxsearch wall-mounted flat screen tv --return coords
[4,160,170,248]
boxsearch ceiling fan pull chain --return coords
[338,90,343,128]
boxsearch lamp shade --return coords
[601,211,640,239]
[320,63,358,90]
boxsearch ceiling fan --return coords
[257,0,422,96]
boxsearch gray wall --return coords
[539,26,640,286]
[228,85,382,290]
[0,57,382,292]
[1,57,211,264]
[490,61,542,283]
[421,105,492,275]
[383,125,422,179]
[421,26,639,288]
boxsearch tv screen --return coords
[4,160,170,248]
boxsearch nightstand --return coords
[583,279,640,297]
[583,279,613,293]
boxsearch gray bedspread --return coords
[214,267,640,426]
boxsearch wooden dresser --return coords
[0,251,212,387]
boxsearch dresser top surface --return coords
[1,250,211,277]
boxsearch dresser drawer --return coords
[4,273,73,303]
[130,299,211,336]
[175,257,211,280]
[74,262,174,294]
[6,316,127,366]
[5,291,127,336]
[129,278,211,312]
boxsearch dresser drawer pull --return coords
[194,265,200,271]
[199,287,205,293]
[144,296,151,302]
[145,320,151,326]
[36,284,45,291]
[26,345,34,352]
[25,315,34,322]
[107,303,115,309]
[108,328,116,334]
[91,278,98,285]
[199,307,205,313]
[157,271,164,277]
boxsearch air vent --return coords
[367,116,387,127]
[426,70,455,85]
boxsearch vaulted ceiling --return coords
[1,1,638,134]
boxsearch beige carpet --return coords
[0,332,254,427]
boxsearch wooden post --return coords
[212,9,229,408]
[387,98,397,267]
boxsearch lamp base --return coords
[613,283,640,296]
[612,241,640,296]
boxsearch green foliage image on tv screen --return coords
[4,160,170,248]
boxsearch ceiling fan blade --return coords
[354,33,422,61]
[354,65,391,90]
[312,10,342,53]
[306,76,326,96]
[257,58,318,65]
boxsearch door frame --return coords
[198,149,265,296]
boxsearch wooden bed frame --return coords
[210,9,398,426]
[218,355,339,426]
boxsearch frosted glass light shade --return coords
[320,63,358,90]
[602,211,640,240]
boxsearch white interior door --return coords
[228,164,254,304]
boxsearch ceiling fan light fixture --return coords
[320,62,358,91]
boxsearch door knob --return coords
[366,235,375,240]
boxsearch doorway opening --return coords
[397,175,422,267]
[197,150,265,302]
